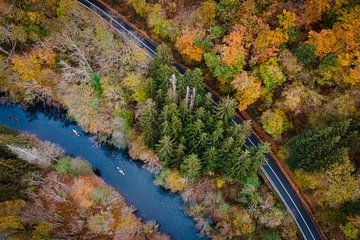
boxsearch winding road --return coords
[74,0,323,239]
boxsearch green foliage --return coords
[260,230,282,240]
[156,136,174,165]
[154,168,170,186]
[340,222,359,240]
[288,118,352,171]
[238,176,260,205]
[209,25,225,40]
[204,52,237,93]
[217,0,241,23]
[258,58,286,90]
[260,109,292,137]
[314,55,340,86]
[115,108,133,131]
[147,4,179,41]
[53,157,92,176]
[137,99,159,147]
[180,154,202,179]
[294,42,318,66]
[216,96,237,122]
[89,72,103,97]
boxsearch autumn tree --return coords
[260,109,291,137]
[175,32,204,62]
[128,0,148,17]
[231,72,262,110]
[194,0,217,27]
[307,6,360,85]
[220,25,247,70]
[258,57,286,91]
[147,4,179,41]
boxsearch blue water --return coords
[0,104,202,240]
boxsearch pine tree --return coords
[288,119,350,171]
[156,135,175,165]
[137,99,158,147]
[180,154,202,179]
[203,146,219,172]
[216,96,237,123]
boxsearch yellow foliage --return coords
[216,178,225,189]
[304,0,331,25]
[0,199,26,216]
[11,49,56,86]
[231,72,262,110]
[164,170,186,192]
[278,10,296,30]
[123,72,149,102]
[0,215,24,232]
[195,0,217,26]
[260,108,290,137]
[307,7,360,85]
[128,0,148,18]
[308,29,337,58]
[315,155,359,207]
[27,11,41,22]
[175,33,204,62]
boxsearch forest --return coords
[104,0,360,239]
[0,0,359,239]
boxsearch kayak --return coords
[117,166,125,175]
[72,129,80,136]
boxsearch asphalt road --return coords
[75,0,323,239]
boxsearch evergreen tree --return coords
[181,154,202,179]
[203,146,219,172]
[250,143,270,175]
[137,99,158,147]
[216,96,237,123]
[288,119,350,171]
[226,149,251,180]
[156,135,175,165]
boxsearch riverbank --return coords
[0,125,168,239]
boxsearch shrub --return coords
[260,109,291,137]
[31,223,52,240]
[53,157,92,176]
[164,170,186,192]
[90,186,112,205]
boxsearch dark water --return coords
[0,104,202,240]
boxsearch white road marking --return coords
[75,1,320,239]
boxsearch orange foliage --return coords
[304,0,331,25]
[175,33,204,62]
[308,29,337,57]
[231,72,262,110]
[71,175,98,208]
[220,25,247,68]
[308,7,360,85]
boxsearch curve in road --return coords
[74,0,323,239]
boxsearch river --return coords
[0,104,203,240]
